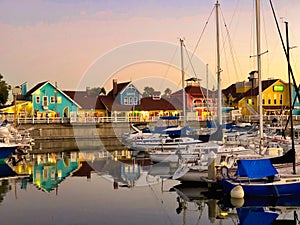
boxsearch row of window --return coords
[36,96,62,106]
[248,98,283,105]
[247,94,284,105]
[124,97,138,105]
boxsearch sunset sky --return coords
[1,0,300,94]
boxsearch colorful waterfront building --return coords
[223,71,290,116]
[1,81,80,121]
[24,81,80,119]
[170,77,217,121]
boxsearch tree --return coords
[0,74,10,105]
[88,87,106,96]
[162,88,172,98]
[142,86,155,98]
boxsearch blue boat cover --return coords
[237,208,278,225]
[236,159,278,179]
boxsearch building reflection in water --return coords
[32,152,79,192]
[5,148,163,195]
[76,149,161,189]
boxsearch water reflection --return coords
[2,144,300,224]
[218,194,300,225]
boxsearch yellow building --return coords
[223,71,290,116]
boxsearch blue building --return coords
[99,79,141,117]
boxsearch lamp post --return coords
[12,86,22,127]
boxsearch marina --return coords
[1,0,300,224]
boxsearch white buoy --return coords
[230,185,244,199]
[230,197,244,208]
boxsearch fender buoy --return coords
[230,185,244,199]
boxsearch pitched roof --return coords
[172,85,215,98]
[64,90,106,110]
[135,97,182,111]
[222,79,280,103]
[27,81,81,107]
[107,81,131,96]
[26,81,48,96]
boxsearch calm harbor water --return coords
[1,140,300,225]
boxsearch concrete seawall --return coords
[19,123,131,140]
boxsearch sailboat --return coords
[221,0,300,198]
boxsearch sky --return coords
[1,0,300,95]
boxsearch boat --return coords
[0,143,20,161]
[129,135,203,152]
[172,148,260,183]
[221,154,300,197]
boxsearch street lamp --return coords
[12,86,22,127]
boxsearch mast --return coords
[206,64,209,112]
[216,1,222,126]
[255,0,264,146]
[180,38,186,127]
[285,21,296,174]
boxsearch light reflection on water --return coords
[0,142,300,225]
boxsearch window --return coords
[50,96,55,104]
[124,97,128,105]
[36,96,40,104]
[248,99,252,105]
[274,94,277,104]
[43,96,48,107]
[134,97,138,105]
[262,99,265,104]
[268,99,271,104]
[129,97,133,105]
[280,94,283,105]
[57,96,62,104]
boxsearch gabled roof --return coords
[172,85,215,98]
[243,79,279,97]
[63,90,106,110]
[26,81,48,97]
[222,79,280,103]
[27,81,81,108]
[107,81,131,96]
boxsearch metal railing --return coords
[8,114,300,125]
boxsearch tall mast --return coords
[256,0,264,143]
[216,1,222,126]
[206,64,209,111]
[285,21,296,174]
[180,38,186,127]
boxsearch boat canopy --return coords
[236,159,278,179]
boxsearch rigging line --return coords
[186,5,215,68]
[184,45,212,112]
[160,46,179,91]
[184,44,198,78]
[269,0,300,103]
[260,0,270,76]
[220,7,241,81]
